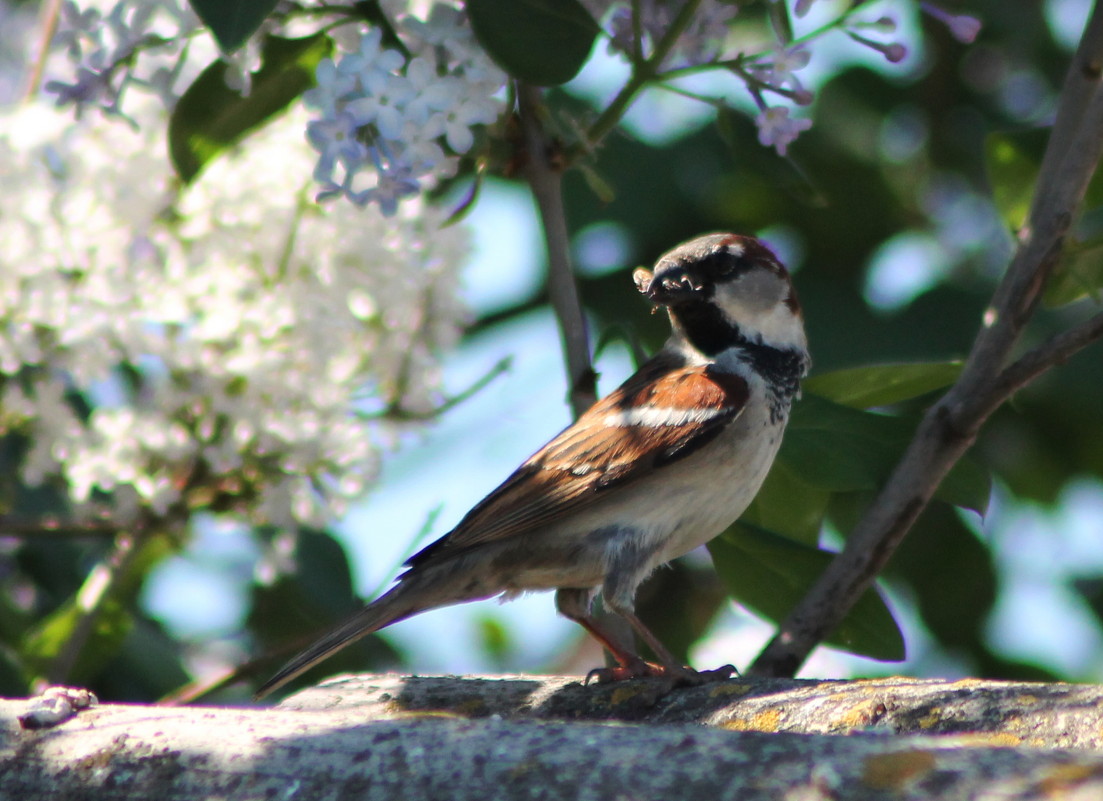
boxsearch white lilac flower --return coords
[306,110,369,183]
[0,96,469,528]
[303,3,506,214]
[919,2,982,44]
[604,0,738,68]
[752,45,814,104]
[846,30,908,63]
[755,105,812,157]
[793,0,818,17]
[345,72,417,139]
[45,0,200,115]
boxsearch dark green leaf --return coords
[19,533,173,684]
[188,0,281,53]
[804,362,962,409]
[169,34,332,182]
[248,529,402,695]
[467,0,599,86]
[1045,238,1103,307]
[887,505,996,655]
[780,394,991,515]
[21,598,134,682]
[709,523,905,661]
[779,394,905,491]
[741,459,830,545]
[940,455,992,516]
[97,619,191,702]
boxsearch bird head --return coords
[634,233,808,359]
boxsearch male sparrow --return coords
[256,232,810,697]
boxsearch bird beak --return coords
[644,270,703,306]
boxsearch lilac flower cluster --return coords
[44,0,198,118]
[303,5,506,215]
[582,1,980,158]
[601,0,739,68]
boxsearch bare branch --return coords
[517,82,595,417]
[991,311,1103,401]
[749,7,1103,678]
[0,517,122,539]
[21,0,63,101]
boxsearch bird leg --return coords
[555,588,736,686]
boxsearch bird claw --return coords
[584,659,737,687]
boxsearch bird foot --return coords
[584,658,737,687]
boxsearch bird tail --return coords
[254,570,455,699]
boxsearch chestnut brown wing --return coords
[405,352,749,568]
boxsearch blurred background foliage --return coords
[2,0,1102,702]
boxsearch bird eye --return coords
[716,256,739,276]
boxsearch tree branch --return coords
[749,6,1103,678]
[990,311,1103,402]
[517,82,595,417]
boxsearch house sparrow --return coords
[255,232,810,698]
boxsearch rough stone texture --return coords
[285,673,1103,749]
[4,674,1103,800]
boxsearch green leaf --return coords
[804,362,962,409]
[779,394,906,491]
[21,598,134,682]
[248,529,402,693]
[188,0,281,53]
[467,0,599,86]
[1045,238,1103,307]
[940,455,992,516]
[985,130,1043,232]
[17,534,172,684]
[780,394,991,515]
[169,34,332,182]
[709,523,905,661]
[741,459,830,545]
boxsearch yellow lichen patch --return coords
[832,699,887,730]
[1015,694,1040,706]
[393,710,463,720]
[862,750,938,790]
[610,686,647,706]
[721,708,782,732]
[917,708,942,729]
[953,732,1024,748]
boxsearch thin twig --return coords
[990,311,1103,402]
[360,356,513,422]
[0,517,122,539]
[22,0,64,101]
[748,5,1103,678]
[577,0,703,157]
[517,82,595,417]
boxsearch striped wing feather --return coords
[405,352,749,567]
